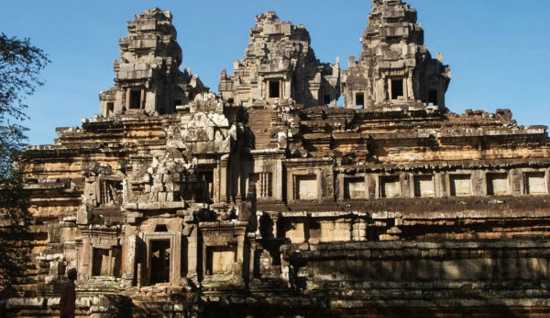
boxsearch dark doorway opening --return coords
[324,94,331,105]
[428,89,438,106]
[269,80,280,98]
[391,79,404,99]
[129,89,142,109]
[355,92,364,108]
[150,240,170,284]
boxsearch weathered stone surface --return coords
[5,1,550,317]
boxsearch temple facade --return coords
[3,1,550,317]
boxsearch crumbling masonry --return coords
[3,1,550,317]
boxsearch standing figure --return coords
[59,268,77,318]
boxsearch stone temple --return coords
[3,1,550,317]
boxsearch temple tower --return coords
[342,0,451,110]
[99,8,206,117]
[219,12,340,108]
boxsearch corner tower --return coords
[99,8,207,117]
[342,0,451,110]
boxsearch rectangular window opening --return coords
[269,80,280,98]
[249,172,273,198]
[150,240,171,284]
[106,102,114,115]
[391,79,404,100]
[129,89,142,109]
[428,89,438,106]
[99,180,123,205]
[200,171,214,199]
[324,94,331,105]
[92,248,122,278]
[355,92,364,108]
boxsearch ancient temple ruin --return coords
[342,0,451,111]
[219,11,340,108]
[3,1,550,317]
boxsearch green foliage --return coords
[0,33,50,291]
[0,33,50,121]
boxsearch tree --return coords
[0,33,50,293]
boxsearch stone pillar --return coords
[172,234,182,284]
[235,156,243,203]
[140,89,146,110]
[271,214,279,238]
[237,233,245,276]
[284,78,291,101]
[248,234,257,281]
[123,234,137,287]
[407,70,414,100]
[220,155,229,203]
[213,166,219,203]
[107,249,113,276]
[125,89,131,110]
[77,237,91,281]
[187,226,198,280]
[275,160,284,201]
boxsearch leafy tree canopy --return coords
[0,33,50,291]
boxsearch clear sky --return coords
[1,0,549,145]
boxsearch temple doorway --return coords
[150,240,171,284]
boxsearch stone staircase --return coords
[246,107,281,150]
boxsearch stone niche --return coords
[199,221,249,282]
[344,176,366,199]
[486,172,509,196]
[379,175,401,198]
[524,170,548,195]
[285,158,334,202]
[413,174,435,197]
[449,174,472,197]
[295,174,318,200]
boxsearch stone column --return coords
[125,89,131,110]
[275,160,284,201]
[236,232,245,276]
[213,165,219,203]
[407,70,414,100]
[220,155,229,203]
[172,234,182,284]
[140,89,146,110]
[284,78,292,101]
[123,234,137,286]
[187,226,198,280]
[107,249,113,276]
[248,234,257,281]
[235,156,243,204]
[271,214,279,238]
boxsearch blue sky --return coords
[1,0,549,145]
